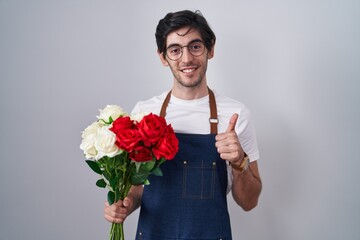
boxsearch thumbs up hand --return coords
[215,113,245,164]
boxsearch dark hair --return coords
[155,10,216,56]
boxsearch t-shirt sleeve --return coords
[236,106,260,162]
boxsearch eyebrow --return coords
[166,39,203,49]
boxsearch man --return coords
[104,10,262,239]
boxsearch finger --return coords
[104,201,118,215]
[215,132,238,145]
[104,212,125,223]
[105,200,126,215]
[106,200,123,208]
[225,113,238,133]
[219,151,241,162]
[104,202,128,219]
[217,144,240,154]
[114,199,124,207]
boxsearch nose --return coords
[181,47,194,63]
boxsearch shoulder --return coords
[131,92,168,115]
[214,90,251,119]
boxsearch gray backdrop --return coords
[1,0,359,239]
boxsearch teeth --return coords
[182,68,195,73]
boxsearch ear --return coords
[157,50,169,66]
[207,45,215,59]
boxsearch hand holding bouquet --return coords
[80,105,179,240]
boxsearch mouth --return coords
[180,66,198,74]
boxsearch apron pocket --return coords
[182,159,216,199]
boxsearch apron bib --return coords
[136,89,232,240]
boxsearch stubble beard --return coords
[169,61,208,89]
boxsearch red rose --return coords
[152,125,179,160]
[110,116,134,134]
[129,145,153,162]
[137,113,167,146]
[110,116,142,152]
[114,128,142,152]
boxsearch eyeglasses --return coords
[165,41,206,61]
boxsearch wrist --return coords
[230,152,249,173]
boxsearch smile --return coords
[180,67,197,73]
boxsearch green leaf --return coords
[141,161,156,172]
[144,179,150,185]
[130,173,148,185]
[96,179,107,188]
[115,188,121,202]
[158,158,166,165]
[110,174,120,190]
[103,169,111,181]
[151,167,163,176]
[109,116,114,124]
[97,158,105,165]
[114,154,124,168]
[86,160,102,174]
[108,191,115,205]
[103,156,114,166]
[130,161,156,185]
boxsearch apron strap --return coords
[159,91,171,118]
[159,87,218,134]
[208,88,218,134]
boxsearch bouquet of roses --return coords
[80,105,179,240]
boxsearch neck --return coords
[171,82,209,100]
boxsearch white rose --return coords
[131,111,150,123]
[97,105,127,124]
[94,125,122,160]
[80,121,102,159]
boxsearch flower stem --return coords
[109,222,124,240]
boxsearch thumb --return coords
[123,196,131,207]
[226,113,239,133]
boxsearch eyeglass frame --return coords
[165,40,206,61]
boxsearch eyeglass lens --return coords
[166,41,205,60]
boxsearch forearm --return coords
[127,185,143,214]
[231,161,262,211]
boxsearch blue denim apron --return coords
[136,89,232,240]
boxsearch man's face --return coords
[159,27,214,89]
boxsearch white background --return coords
[0,0,359,239]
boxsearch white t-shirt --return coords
[131,90,260,192]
